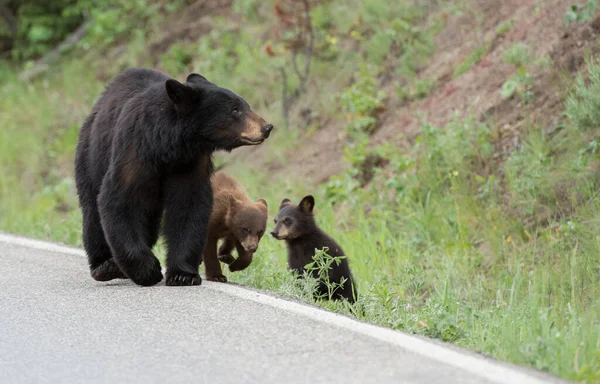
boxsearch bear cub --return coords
[74,68,273,287]
[271,195,357,303]
[203,172,268,282]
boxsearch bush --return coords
[566,57,600,130]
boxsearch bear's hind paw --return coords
[206,274,228,283]
[91,259,127,281]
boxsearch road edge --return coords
[0,232,569,384]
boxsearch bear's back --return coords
[211,172,248,203]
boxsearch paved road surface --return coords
[0,233,567,384]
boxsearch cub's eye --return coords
[273,218,278,224]
[232,107,242,117]
[283,218,292,226]
[257,230,264,237]
[242,227,250,234]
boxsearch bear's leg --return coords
[162,172,210,286]
[98,176,163,287]
[217,235,236,265]
[228,241,253,272]
[74,157,126,281]
[82,205,126,281]
[204,237,227,282]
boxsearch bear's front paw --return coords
[91,259,127,281]
[165,272,202,286]
[217,253,236,265]
[129,259,163,286]
[206,274,228,283]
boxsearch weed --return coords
[495,19,515,36]
[339,63,386,136]
[453,44,489,79]
[566,56,600,130]
[501,43,535,104]
[564,0,599,26]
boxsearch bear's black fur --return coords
[74,68,273,287]
[270,195,357,303]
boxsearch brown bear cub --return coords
[203,172,268,282]
[271,196,357,303]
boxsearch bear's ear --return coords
[165,79,196,106]
[257,198,268,214]
[279,198,291,210]
[186,73,211,86]
[299,195,315,214]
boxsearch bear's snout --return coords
[261,124,273,138]
[270,230,278,239]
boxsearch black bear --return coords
[270,196,357,303]
[202,171,268,282]
[74,68,273,287]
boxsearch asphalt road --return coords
[0,234,567,384]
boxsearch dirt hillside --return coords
[221,0,600,184]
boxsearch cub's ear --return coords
[228,195,242,209]
[299,195,314,214]
[257,198,268,214]
[165,79,196,106]
[279,198,291,210]
[186,73,211,86]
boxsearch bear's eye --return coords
[273,218,277,224]
[232,107,242,118]
[242,227,250,234]
[257,230,264,237]
[283,218,292,226]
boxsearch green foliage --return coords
[304,247,352,301]
[453,44,488,79]
[6,0,84,60]
[339,63,386,136]
[566,56,600,130]
[503,43,532,68]
[495,19,515,36]
[501,43,535,104]
[564,0,599,26]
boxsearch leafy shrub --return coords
[339,63,386,136]
[566,57,600,130]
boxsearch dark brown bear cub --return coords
[203,172,268,282]
[271,196,357,303]
[74,68,273,287]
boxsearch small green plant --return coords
[453,44,489,79]
[564,1,599,26]
[304,247,351,302]
[339,63,386,136]
[503,43,532,68]
[566,56,600,130]
[501,68,533,103]
[495,19,515,36]
[501,43,534,104]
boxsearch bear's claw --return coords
[165,272,202,286]
[206,274,228,283]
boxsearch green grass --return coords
[1,0,600,382]
[453,44,489,79]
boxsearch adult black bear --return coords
[74,68,273,287]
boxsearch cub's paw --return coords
[217,253,236,265]
[206,274,228,283]
[165,272,202,286]
[129,259,163,287]
[91,259,127,281]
